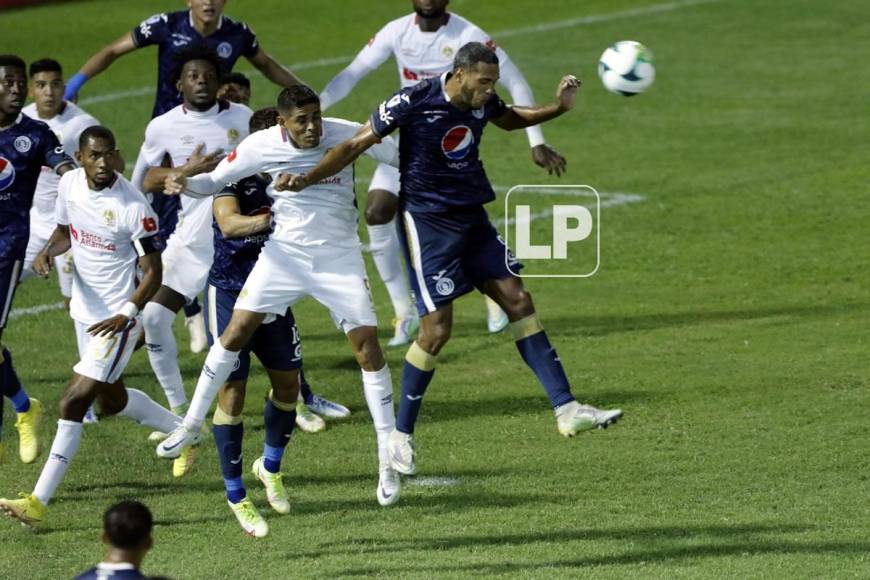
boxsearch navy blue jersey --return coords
[75,564,146,579]
[0,114,73,260]
[369,73,507,212]
[208,174,272,291]
[132,11,260,117]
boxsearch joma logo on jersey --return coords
[0,157,15,190]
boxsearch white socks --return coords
[361,365,396,469]
[183,340,240,432]
[118,388,181,434]
[33,420,83,506]
[367,221,413,320]
[143,302,187,409]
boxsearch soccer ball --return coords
[598,41,655,96]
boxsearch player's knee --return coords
[271,376,299,406]
[59,390,92,421]
[365,190,398,225]
[418,323,451,354]
[218,382,246,416]
[365,205,394,226]
[354,332,386,371]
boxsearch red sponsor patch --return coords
[142,217,157,232]
[227,148,238,162]
[70,223,79,241]
[402,68,419,81]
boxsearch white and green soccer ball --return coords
[598,41,655,96]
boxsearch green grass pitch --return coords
[0,0,868,577]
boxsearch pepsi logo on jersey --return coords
[441,126,474,160]
[0,157,16,190]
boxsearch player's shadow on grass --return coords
[321,524,870,576]
[542,302,870,339]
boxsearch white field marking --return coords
[8,301,65,320]
[77,0,720,107]
[406,476,463,487]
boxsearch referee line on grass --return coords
[79,0,720,107]
[9,189,645,320]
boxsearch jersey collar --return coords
[181,102,220,118]
[96,562,136,571]
[413,12,450,30]
[188,10,224,32]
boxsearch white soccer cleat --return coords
[555,401,623,437]
[295,402,325,433]
[185,311,208,354]
[387,429,417,475]
[228,498,269,538]
[306,394,350,419]
[156,425,203,459]
[252,457,291,514]
[377,467,401,507]
[387,314,420,347]
[485,297,509,333]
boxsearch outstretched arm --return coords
[142,144,222,193]
[491,75,581,131]
[247,49,304,89]
[65,33,138,101]
[275,121,382,192]
[213,195,271,239]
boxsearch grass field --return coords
[1,0,869,577]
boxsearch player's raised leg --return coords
[484,275,623,436]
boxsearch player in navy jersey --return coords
[0,54,75,464]
[75,501,154,580]
[202,107,346,536]
[278,42,623,476]
[65,0,303,118]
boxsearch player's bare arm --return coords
[491,75,581,131]
[247,48,304,89]
[143,144,222,193]
[275,121,381,192]
[87,250,161,338]
[65,33,138,101]
[32,225,71,277]
[213,195,271,239]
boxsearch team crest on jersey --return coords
[227,128,241,144]
[442,45,454,58]
[103,210,116,227]
[13,136,31,153]
[441,126,474,160]
[0,157,16,190]
[217,42,233,59]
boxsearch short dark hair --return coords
[221,71,250,89]
[250,107,280,132]
[103,501,153,550]
[79,125,116,150]
[453,42,499,72]
[170,45,221,85]
[0,54,26,73]
[29,58,62,78]
[276,85,319,112]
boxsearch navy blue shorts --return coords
[0,258,23,331]
[204,284,302,382]
[396,206,522,316]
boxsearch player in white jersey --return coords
[0,127,197,528]
[156,85,403,507]
[20,59,100,306]
[130,47,251,436]
[320,0,568,342]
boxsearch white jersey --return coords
[56,168,159,325]
[320,12,544,147]
[132,100,251,249]
[21,101,99,224]
[188,119,397,248]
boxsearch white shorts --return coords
[73,317,142,383]
[369,162,400,196]
[235,240,378,334]
[21,220,74,298]
[161,237,213,302]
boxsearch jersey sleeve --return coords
[132,13,170,48]
[184,133,264,197]
[137,119,169,168]
[369,86,417,138]
[320,23,394,110]
[55,172,72,225]
[39,126,74,171]
[215,178,243,199]
[125,198,161,256]
[240,23,260,58]
[364,134,399,167]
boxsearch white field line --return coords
[79,0,720,107]
[8,301,65,319]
